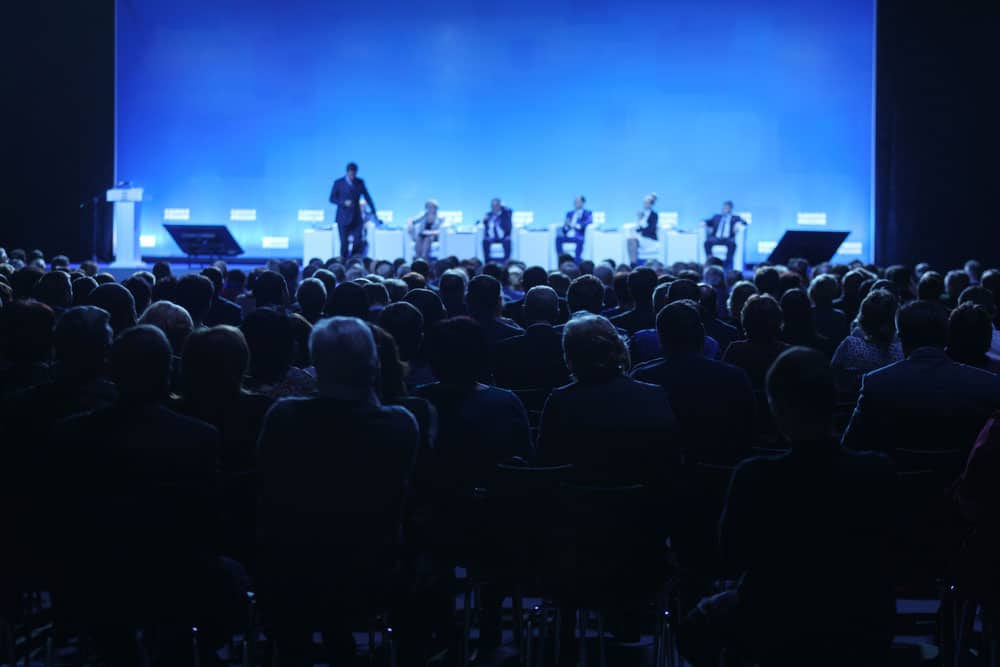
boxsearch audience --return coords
[6,249,1000,665]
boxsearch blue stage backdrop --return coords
[116,0,874,263]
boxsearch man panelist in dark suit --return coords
[703,200,747,270]
[329,162,378,259]
[555,195,592,264]
[481,197,512,262]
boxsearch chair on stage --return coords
[696,213,749,271]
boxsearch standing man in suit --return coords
[555,195,592,264]
[329,162,378,259]
[703,200,746,270]
[481,197,513,263]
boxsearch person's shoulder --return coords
[160,403,220,436]
[378,402,420,432]
[630,358,665,381]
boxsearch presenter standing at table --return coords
[703,200,746,270]
[409,199,444,260]
[482,197,512,262]
[555,195,592,264]
[329,162,378,259]
[627,193,659,266]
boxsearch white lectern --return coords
[106,187,143,267]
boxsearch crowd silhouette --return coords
[1,245,1000,667]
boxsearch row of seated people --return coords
[2,249,1000,666]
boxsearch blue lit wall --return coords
[116,0,874,262]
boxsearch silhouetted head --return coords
[328,281,369,319]
[947,302,992,368]
[857,289,898,345]
[562,314,629,383]
[35,271,73,310]
[54,305,112,379]
[657,300,705,357]
[241,307,294,384]
[896,299,948,356]
[426,317,489,387]
[111,325,172,403]
[741,294,783,343]
[467,275,502,319]
[766,346,836,442]
[524,285,559,325]
[174,273,215,327]
[181,325,249,401]
[86,283,137,335]
[138,300,194,355]
[378,301,424,362]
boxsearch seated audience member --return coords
[493,285,571,390]
[698,282,738,352]
[11,265,44,300]
[722,294,789,389]
[379,301,436,391]
[779,289,835,358]
[917,270,946,303]
[502,265,548,325]
[702,265,729,320]
[564,273,608,319]
[174,273,216,328]
[288,312,314,368]
[255,317,419,665]
[327,280,369,319]
[151,260,172,282]
[835,268,875,321]
[0,299,54,396]
[363,281,391,319]
[370,323,438,451]
[981,269,1000,324]
[632,301,754,463]
[53,325,232,666]
[72,275,98,306]
[753,266,781,299]
[383,277,407,303]
[416,317,531,488]
[200,266,242,326]
[252,269,290,311]
[630,279,720,363]
[726,280,759,334]
[611,266,658,334]
[401,271,427,292]
[467,274,524,347]
[830,289,904,396]
[944,269,971,308]
[295,276,327,324]
[808,274,850,345]
[403,288,448,338]
[886,264,915,302]
[241,308,317,398]
[537,313,679,485]
[843,299,1000,467]
[221,268,247,302]
[777,270,803,296]
[947,302,998,372]
[601,271,633,318]
[86,282,137,335]
[679,347,894,667]
[439,269,469,318]
[958,285,1000,362]
[175,326,273,473]
[34,270,73,313]
[139,300,195,357]
[121,275,152,316]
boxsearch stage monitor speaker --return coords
[767,230,849,266]
[163,224,244,257]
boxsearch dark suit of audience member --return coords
[809,274,850,346]
[779,289,836,358]
[1,306,116,591]
[631,301,754,464]
[610,267,658,335]
[371,323,438,452]
[955,411,1000,597]
[52,326,231,667]
[537,314,679,487]
[843,300,1000,576]
[379,300,437,392]
[680,348,895,667]
[257,317,418,665]
[502,265,548,326]
[493,286,571,390]
[201,267,243,326]
[467,274,524,350]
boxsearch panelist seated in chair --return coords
[703,200,747,269]
[626,192,659,266]
[481,197,512,262]
[555,194,592,264]
[408,198,444,260]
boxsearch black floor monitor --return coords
[163,224,244,257]
[767,230,850,266]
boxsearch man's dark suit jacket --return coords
[842,346,1000,469]
[493,323,571,390]
[503,298,570,328]
[329,176,376,229]
[813,305,850,345]
[720,442,895,656]
[705,317,738,354]
[722,340,790,389]
[256,395,418,571]
[705,213,746,238]
[536,374,679,487]
[205,296,243,327]
[562,209,593,235]
[631,353,755,463]
[475,315,525,348]
[483,206,513,240]
[611,306,656,336]
[52,402,221,602]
